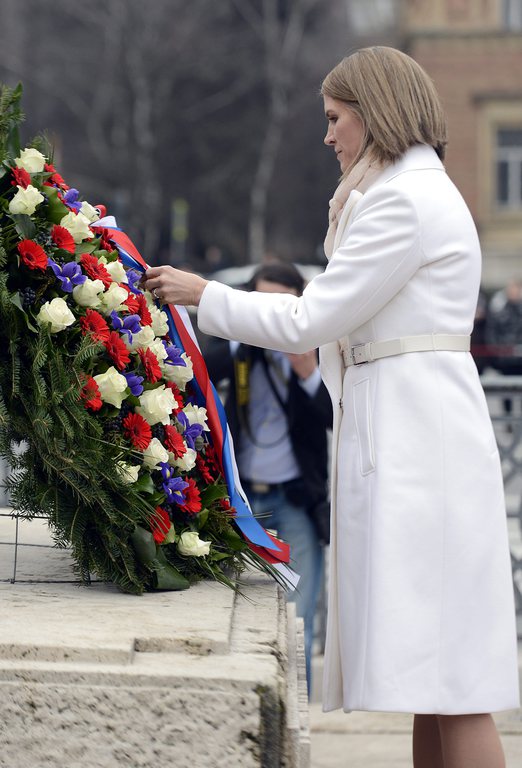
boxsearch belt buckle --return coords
[250,482,271,494]
[351,343,368,366]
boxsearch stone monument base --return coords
[0,515,309,767]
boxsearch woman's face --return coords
[323,95,365,173]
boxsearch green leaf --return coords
[196,507,209,529]
[75,241,98,255]
[210,552,232,562]
[44,186,69,224]
[134,472,155,494]
[9,292,38,332]
[131,525,157,562]
[153,546,190,590]
[220,527,247,552]
[162,523,176,544]
[10,213,36,240]
[200,482,228,508]
[130,526,189,590]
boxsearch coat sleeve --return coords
[198,183,422,353]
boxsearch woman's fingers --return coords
[141,266,208,306]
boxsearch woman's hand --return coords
[141,266,209,307]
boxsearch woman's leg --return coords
[413,714,444,768]
[437,713,505,768]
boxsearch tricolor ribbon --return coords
[92,216,290,568]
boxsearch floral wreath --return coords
[0,84,290,594]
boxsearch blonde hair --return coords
[321,47,447,175]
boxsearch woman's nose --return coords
[324,125,335,146]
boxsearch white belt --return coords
[343,334,471,367]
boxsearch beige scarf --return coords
[323,154,384,260]
[323,154,386,365]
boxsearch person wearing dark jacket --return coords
[204,263,332,692]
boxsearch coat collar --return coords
[364,144,445,193]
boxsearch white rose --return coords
[171,447,197,472]
[93,366,128,408]
[124,325,156,351]
[103,259,127,283]
[136,385,176,425]
[142,438,170,470]
[162,352,193,390]
[148,338,168,362]
[36,297,76,333]
[8,184,45,215]
[15,147,46,173]
[149,305,169,337]
[60,211,94,243]
[144,290,157,308]
[72,278,105,308]
[79,200,100,223]
[177,531,211,558]
[99,282,128,314]
[116,462,140,485]
[182,404,210,432]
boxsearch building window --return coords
[496,128,522,208]
[503,0,522,29]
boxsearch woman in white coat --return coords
[144,47,519,767]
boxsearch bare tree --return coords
[242,0,323,263]
[0,0,352,267]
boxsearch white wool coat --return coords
[198,144,520,714]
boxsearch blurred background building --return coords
[403,0,522,289]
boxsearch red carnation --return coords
[123,412,152,450]
[219,498,232,512]
[163,424,187,458]
[204,444,221,474]
[136,293,153,326]
[44,163,68,189]
[80,253,112,289]
[104,330,130,370]
[196,452,215,484]
[11,167,31,189]
[165,381,184,411]
[51,224,76,253]
[98,228,115,253]
[80,377,103,412]
[17,239,48,271]
[138,348,162,383]
[80,309,110,342]
[150,506,171,544]
[178,478,202,517]
[122,287,140,314]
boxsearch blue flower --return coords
[159,463,188,504]
[48,259,87,293]
[163,343,186,367]
[123,371,144,397]
[110,311,142,341]
[63,188,82,212]
[184,422,203,450]
[126,269,142,294]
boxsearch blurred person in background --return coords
[144,47,519,767]
[204,262,332,694]
[486,277,522,376]
[486,277,522,420]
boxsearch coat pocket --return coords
[353,378,376,475]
